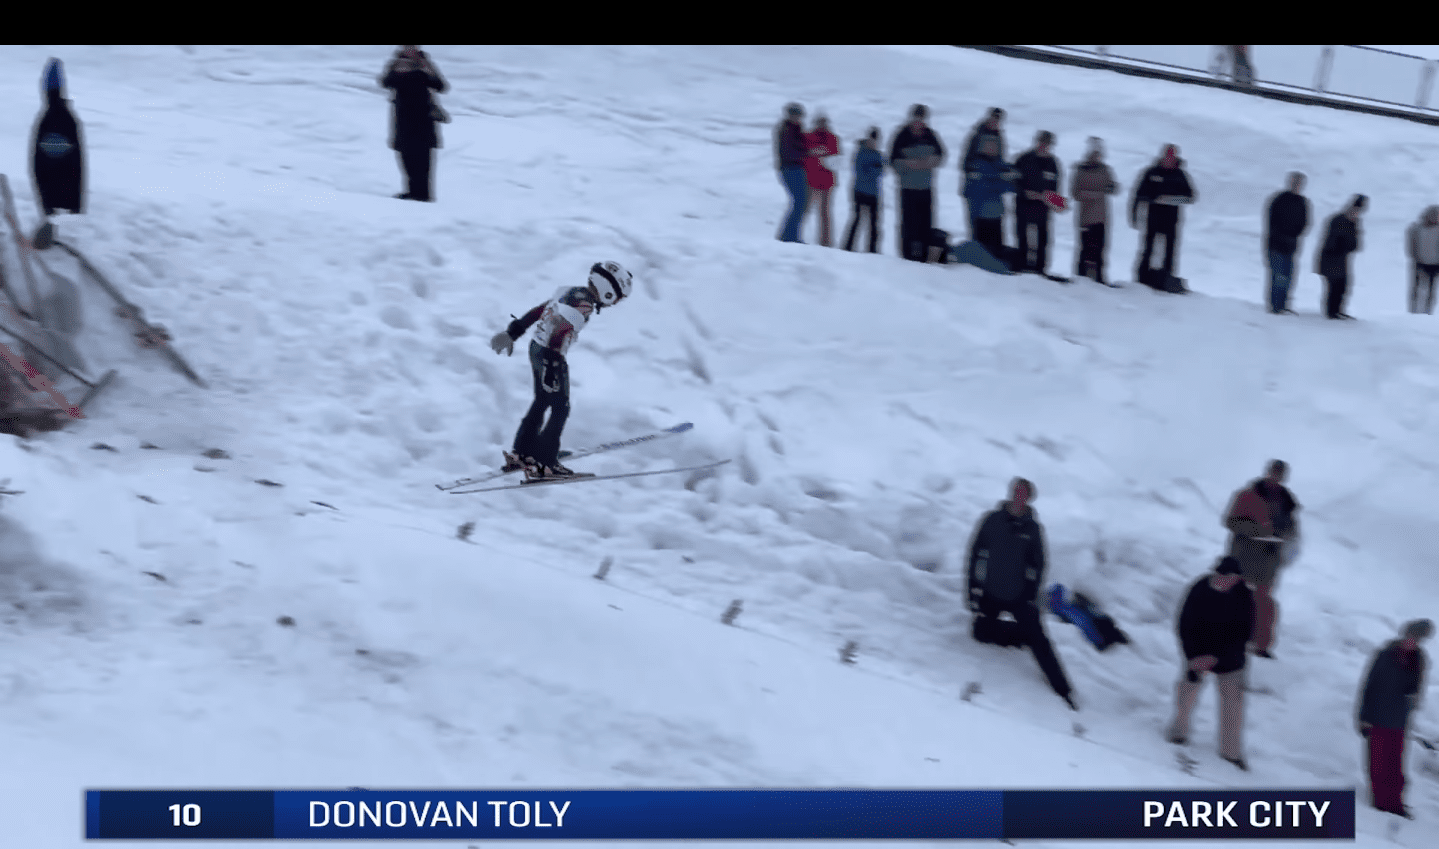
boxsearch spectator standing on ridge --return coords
[774,103,809,243]
[967,478,1079,712]
[379,45,448,202]
[1357,619,1432,820]
[30,57,84,216]
[1231,46,1255,86]
[890,105,945,262]
[1167,556,1255,771]
[1070,137,1119,285]
[1224,459,1301,659]
[962,133,1017,266]
[803,115,841,248]
[1262,172,1311,314]
[961,108,1007,240]
[1130,144,1197,292]
[1316,194,1366,319]
[843,127,884,253]
[1014,130,1065,280]
[1405,205,1439,314]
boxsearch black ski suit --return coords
[1014,149,1061,274]
[1131,160,1196,288]
[967,502,1075,704]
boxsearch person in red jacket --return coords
[1224,460,1300,658]
[803,115,841,247]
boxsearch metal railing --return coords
[1032,45,1438,115]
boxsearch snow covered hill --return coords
[0,45,1436,847]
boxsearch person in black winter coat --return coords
[1315,194,1366,319]
[960,107,1006,240]
[889,104,946,262]
[1166,556,1255,770]
[1130,144,1197,290]
[1014,130,1063,278]
[1357,619,1432,819]
[30,58,84,216]
[1262,172,1311,314]
[967,477,1077,711]
[380,45,448,202]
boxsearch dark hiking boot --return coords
[1223,756,1249,772]
[1254,649,1275,659]
[1166,732,1187,745]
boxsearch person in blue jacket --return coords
[842,126,884,253]
[962,133,1018,265]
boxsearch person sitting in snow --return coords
[1167,555,1255,771]
[1357,619,1432,820]
[966,477,1078,711]
[488,262,634,481]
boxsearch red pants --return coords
[1367,727,1406,812]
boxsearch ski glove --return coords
[489,331,515,356]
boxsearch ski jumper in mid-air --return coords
[489,261,634,481]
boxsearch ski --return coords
[1044,273,1072,283]
[436,422,695,491]
[449,459,729,494]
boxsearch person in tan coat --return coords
[1224,459,1301,658]
[1070,137,1119,285]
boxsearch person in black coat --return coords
[1130,144,1197,290]
[30,58,84,216]
[1262,172,1311,314]
[1315,194,1366,319]
[960,107,1006,240]
[1166,556,1255,770]
[888,104,946,263]
[1013,130,1063,278]
[967,477,1077,711]
[379,45,448,202]
[1357,619,1432,819]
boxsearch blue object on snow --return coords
[951,240,1015,275]
[44,58,64,94]
[1047,584,1130,652]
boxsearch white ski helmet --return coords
[588,261,633,307]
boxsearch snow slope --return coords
[0,45,1436,847]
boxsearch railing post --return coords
[1315,46,1334,93]
[1419,60,1437,109]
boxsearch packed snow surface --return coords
[0,45,1436,847]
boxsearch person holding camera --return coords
[1166,556,1255,771]
[379,45,449,202]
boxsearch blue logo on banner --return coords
[40,132,73,158]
